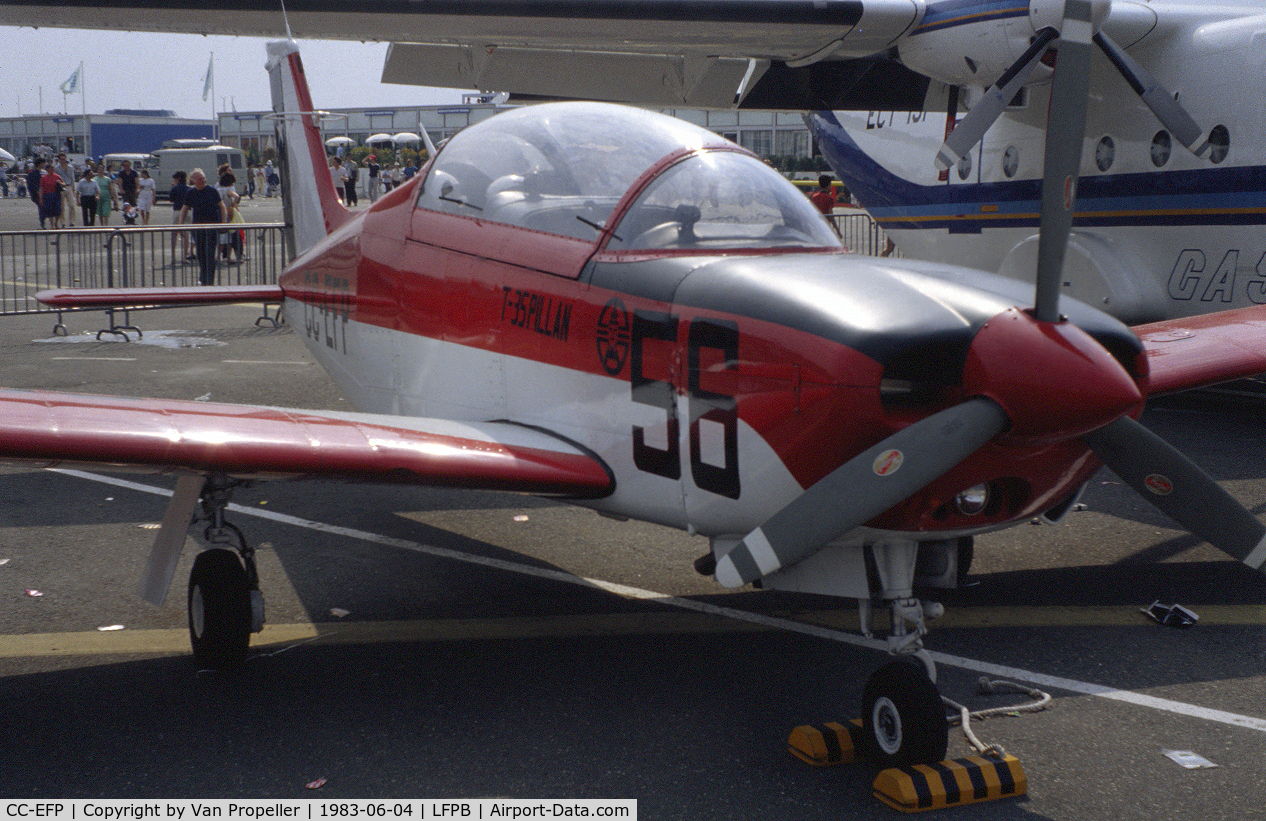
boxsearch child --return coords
[121,202,139,225]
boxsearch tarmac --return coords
[0,193,1262,818]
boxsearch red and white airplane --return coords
[10,18,1266,768]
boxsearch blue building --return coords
[0,110,214,161]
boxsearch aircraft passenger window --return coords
[1151,131,1172,167]
[1207,125,1230,164]
[608,151,840,251]
[1095,136,1115,172]
[1002,146,1019,179]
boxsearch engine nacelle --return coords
[897,0,1110,90]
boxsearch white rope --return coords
[942,677,1052,759]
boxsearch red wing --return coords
[0,388,612,498]
[37,285,285,309]
[1136,306,1266,396]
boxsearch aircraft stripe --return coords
[742,528,782,576]
[912,0,1028,35]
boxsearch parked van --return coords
[150,144,246,199]
[101,153,152,172]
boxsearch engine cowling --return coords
[896,0,1110,89]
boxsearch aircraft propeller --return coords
[715,0,1265,589]
[934,0,1209,173]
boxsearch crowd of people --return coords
[5,154,283,231]
[328,154,419,206]
[7,153,272,286]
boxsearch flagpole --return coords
[79,61,87,162]
[210,52,217,141]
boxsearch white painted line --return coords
[221,360,311,365]
[51,357,138,361]
[51,468,1266,734]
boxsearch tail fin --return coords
[266,40,350,258]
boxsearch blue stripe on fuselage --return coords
[913,0,1029,35]
[809,111,1266,232]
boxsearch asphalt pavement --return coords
[0,210,1262,818]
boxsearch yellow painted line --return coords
[5,604,1263,661]
[790,605,1266,630]
[0,612,767,659]
[880,205,1266,227]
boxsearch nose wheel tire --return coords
[188,548,252,669]
[862,658,949,767]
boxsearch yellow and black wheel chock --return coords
[788,719,866,766]
[788,723,1027,812]
[872,754,1027,813]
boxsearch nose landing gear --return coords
[861,658,949,768]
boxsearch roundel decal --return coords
[873,449,904,477]
[597,298,632,375]
[1144,473,1174,496]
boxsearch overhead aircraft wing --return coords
[0,388,613,498]
[0,0,932,109]
[1136,307,1266,397]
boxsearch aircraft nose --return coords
[962,308,1143,443]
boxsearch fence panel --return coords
[0,213,891,322]
[831,210,898,257]
[0,223,289,319]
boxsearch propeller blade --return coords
[1093,31,1209,155]
[714,398,1009,587]
[1084,416,1266,573]
[934,27,1059,171]
[1033,0,1096,324]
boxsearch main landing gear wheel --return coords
[188,548,252,669]
[862,658,949,767]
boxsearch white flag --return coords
[201,55,214,102]
[60,66,80,95]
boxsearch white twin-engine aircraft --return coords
[5,0,1266,789]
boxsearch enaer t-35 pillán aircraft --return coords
[5,1,1266,781]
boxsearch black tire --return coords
[861,658,949,767]
[188,548,252,669]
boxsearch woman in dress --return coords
[136,168,157,224]
[95,167,117,226]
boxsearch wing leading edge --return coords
[0,388,613,498]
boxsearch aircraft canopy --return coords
[415,101,841,250]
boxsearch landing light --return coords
[954,484,989,516]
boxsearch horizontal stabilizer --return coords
[37,285,284,309]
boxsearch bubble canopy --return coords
[416,102,841,251]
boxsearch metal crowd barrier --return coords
[831,209,898,257]
[0,223,290,331]
[0,212,892,332]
